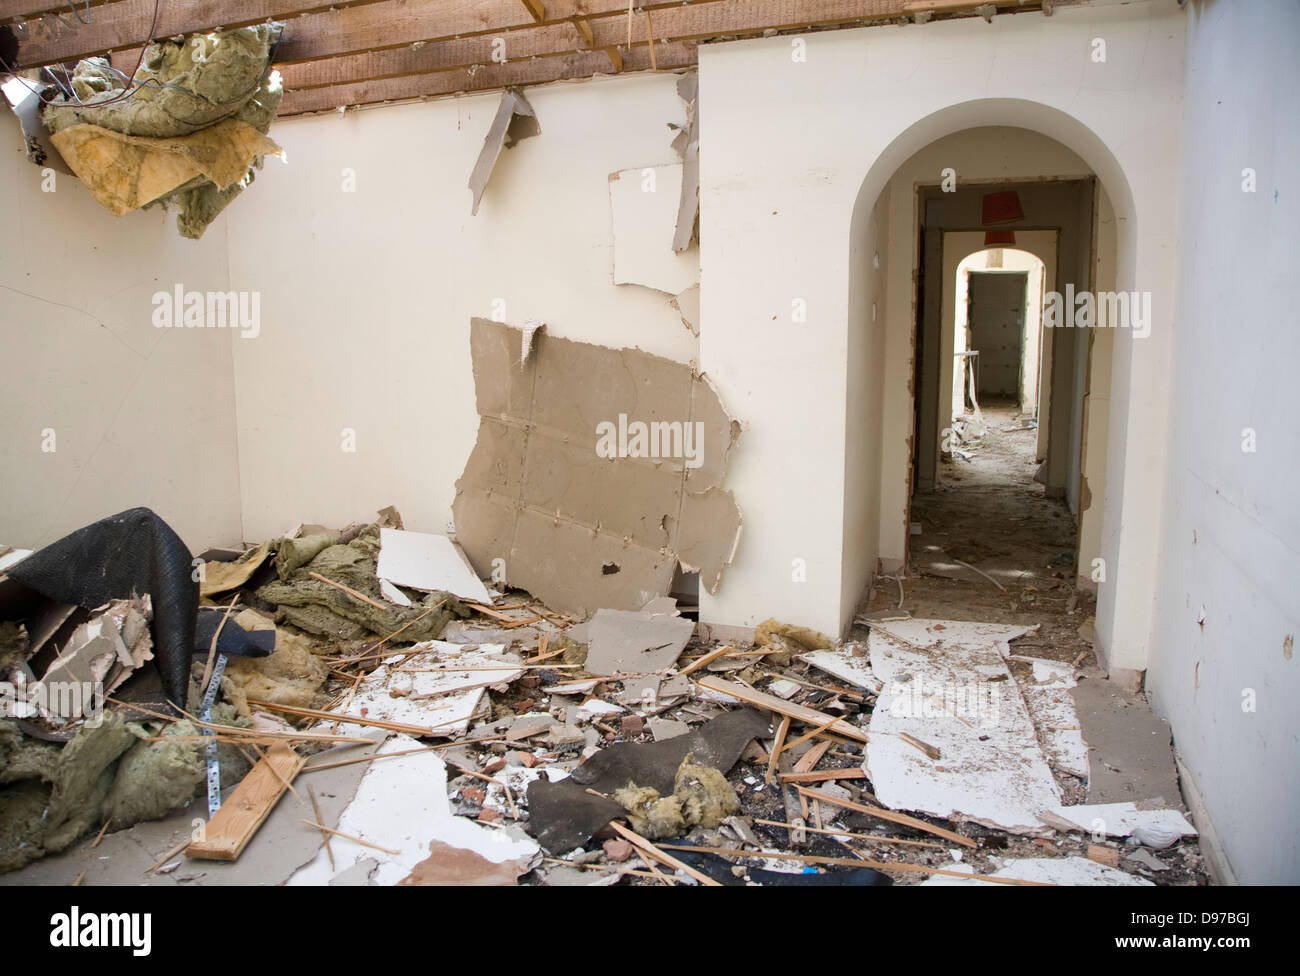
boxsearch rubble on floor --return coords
[0,506,1208,887]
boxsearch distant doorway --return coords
[967,270,1027,402]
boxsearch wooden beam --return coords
[798,787,978,849]
[277,40,694,115]
[272,0,723,66]
[777,768,868,784]
[10,0,390,69]
[520,0,546,23]
[186,743,306,861]
[276,0,892,94]
[694,675,869,744]
[0,0,125,25]
[572,16,594,48]
[604,45,622,72]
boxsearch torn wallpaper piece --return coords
[453,318,742,619]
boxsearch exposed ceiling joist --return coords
[279,39,696,116]
[6,1,387,68]
[5,0,1067,116]
[276,0,909,94]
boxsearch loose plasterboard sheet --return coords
[1014,656,1089,780]
[864,619,1061,832]
[334,641,519,739]
[453,319,742,619]
[584,607,695,676]
[1043,803,1196,839]
[798,648,882,693]
[610,163,699,294]
[919,856,1153,887]
[289,734,538,886]
[376,528,491,603]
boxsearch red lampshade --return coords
[981,190,1025,225]
[984,229,1017,247]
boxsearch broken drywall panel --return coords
[452,318,742,619]
[469,88,539,216]
[333,641,521,739]
[868,619,1039,670]
[583,608,695,675]
[610,163,700,294]
[798,648,882,693]
[1014,656,1089,780]
[671,284,700,336]
[864,621,1061,833]
[919,856,1153,887]
[671,71,699,253]
[375,528,492,604]
[1042,803,1197,842]
[290,734,538,886]
[2,76,72,174]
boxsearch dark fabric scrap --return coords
[525,777,626,855]
[194,607,275,657]
[526,709,771,853]
[569,708,771,795]
[7,508,196,711]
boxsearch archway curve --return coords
[848,97,1136,234]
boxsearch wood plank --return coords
[608,821,723,887]
[0,0,125,24]
[10,0,389,69]
[798,786,978,849]
[278,41,694,115]
[273,0,724,65]
[186,743,306,860]
[277,0,899,93]
[520,0,546,22]
[678,643,733,677]
[792,738,833,773]
[247,698,458,737]
[777,768,868,784]
[765,714,790,785]
[694,675,869,743]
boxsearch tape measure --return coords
[199,654,228,819]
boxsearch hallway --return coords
[866,398,1092,666]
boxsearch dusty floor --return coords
[864,399,1094,666]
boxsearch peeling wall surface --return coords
[0,122,242,551]
[223,73,698,542]
[1147,0,1300,885]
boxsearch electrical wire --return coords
[1,0,283,119]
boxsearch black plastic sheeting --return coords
[7,508,197,711]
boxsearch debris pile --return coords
[0,504,1204,886]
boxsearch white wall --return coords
[0,122,242,552]
[225,73,699,543]
[1147,0,1300,885]
[842,188,889,623]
